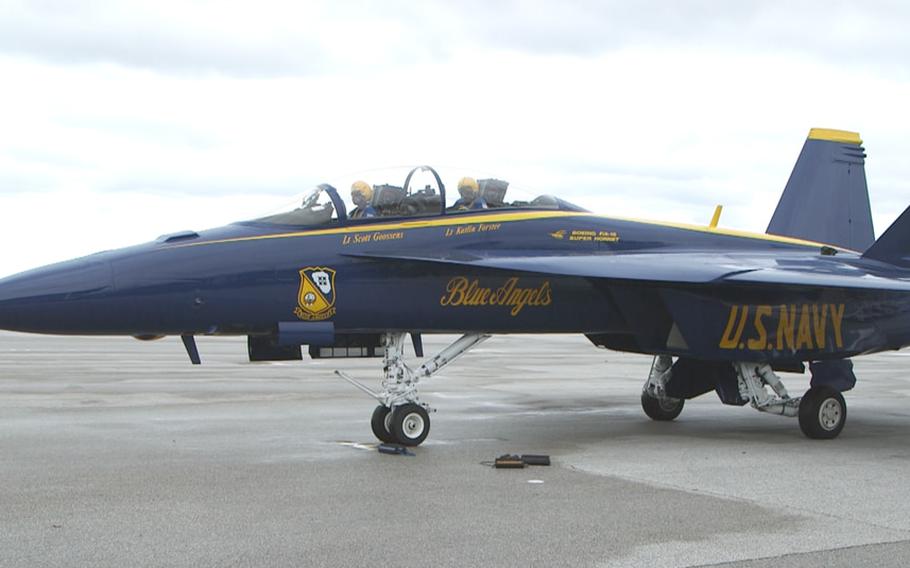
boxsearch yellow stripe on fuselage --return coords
[613,215,850,251]
[173,211,585,248]
[170,210,847,252]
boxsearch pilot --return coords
[349,180,378,219]
[453,177,487,210]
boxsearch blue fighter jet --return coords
[1,128,909,445]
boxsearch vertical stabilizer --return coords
[862,205,910,267]
[766,128,874,251]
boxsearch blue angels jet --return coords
[1,128,909,445]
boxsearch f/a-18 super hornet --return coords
[1,128,908,445]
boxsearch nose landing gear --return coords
[337,332,490,446]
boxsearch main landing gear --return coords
[798,386,846,439]
[336,332,490,446]
[641,356,848,439]
[640,356,684,421]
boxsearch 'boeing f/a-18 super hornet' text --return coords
[2,128,909,445]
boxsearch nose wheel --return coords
[371,404,431,446]
[370,405,397,444]
[390,403,430,446]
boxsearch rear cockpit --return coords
[243,165,587,229]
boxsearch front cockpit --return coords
[243,165,587,229]
[252,184,342,226]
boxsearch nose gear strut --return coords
[335,332,490,446]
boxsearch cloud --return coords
[3,1,909,77]
[5,0,910,81]
[0,1,446,77]
[457,1,910,72]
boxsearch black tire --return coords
[370,405,398,444]
[641,391,684,421]
[390,403,430,447]
[799,386,846,439]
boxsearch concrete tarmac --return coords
[1,332,910,567]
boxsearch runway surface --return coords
[1,332,910,567]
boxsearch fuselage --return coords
[1,208,908,364]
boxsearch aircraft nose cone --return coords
[0,258,114,333]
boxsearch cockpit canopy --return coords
[246,165,586,228]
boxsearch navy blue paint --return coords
[1,197,910,368]
[809,360,857,392]
[278,321,334,346]
[411,333,424,357]
[181,334,201,365]
[767,137,874,251]
[863,205,910,268]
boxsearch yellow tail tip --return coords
[808,128,862,145]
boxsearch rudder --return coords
[766,128,874,251]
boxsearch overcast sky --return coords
[1,1,909,277]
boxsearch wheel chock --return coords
[377,443,415,456]
[494,455,526,468]
[521,454,551,466]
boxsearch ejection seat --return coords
[478,178,509,208]
[371,184,406,217]
[400,186,441,217]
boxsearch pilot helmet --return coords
[351,180,373,203]
[457,177,479,199]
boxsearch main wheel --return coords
[641,391,684,421]
[370,405,398,444]
[390,403,430,447]
[799,386,846,439]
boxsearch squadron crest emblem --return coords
[294,267,337,321]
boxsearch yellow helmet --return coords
[351,180,373,201]
[457,176,479,195]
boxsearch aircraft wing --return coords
[344,251,910,291]
[721,266,910,291]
